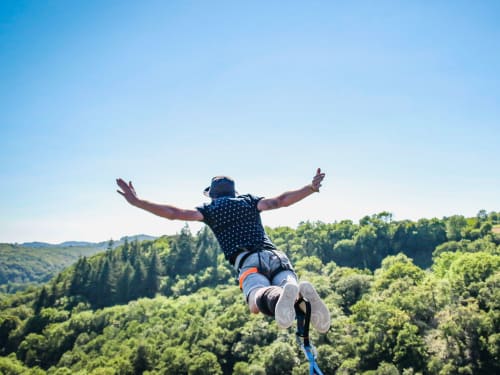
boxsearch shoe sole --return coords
[299,281,331,333]
[275,283,299,329]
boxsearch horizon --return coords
[1,1,499,243]
[4,208,497,246]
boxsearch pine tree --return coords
[129,258,146,300]
[69,257,91,297]
[194,228,217,271]
[144,250,160,298]
[97,259,115,307]
[121,238,130,262]
[117,262,134,304]
[168,225,195,276]
[129,240,140,265]
[132,343,151,374]
[33,287,49,314]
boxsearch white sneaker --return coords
[274,283,299,329]
[299,281,331,333]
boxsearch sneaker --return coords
[274,283,299,329]
[299,281,331,333]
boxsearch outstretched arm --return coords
[257,168,325,212]
[116,178,204,221]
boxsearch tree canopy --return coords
[0,211,499,374]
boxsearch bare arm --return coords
[257,168,325,211]
[116,178,204,221]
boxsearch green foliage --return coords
[295,256,324,274]
[267,212,453,270]
[131,343,152,374]
[0,210,499,374]
[187,351,222,375]
[0,353,33,374]
[331,268,372,314]
[373,253,425,291]
[262,341,298,375]
[0,244,104,291]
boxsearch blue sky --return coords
[1,1,499,243]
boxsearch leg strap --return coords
[239,267,258,290]
[269,249,293,280]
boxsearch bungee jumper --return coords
[116,168,330,370]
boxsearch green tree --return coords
[0,353,32,374]
[335,272,372,314]
[332,239,357,267]
[96,259,115,308]
[121,238,130,262]
[194,227,218,271]
[447,251,500,299]
[0,315,21,354]
[354,225,377,269]
[159,347,189,374]
[33,287,49,314]
[168,225,196,276]
[131,343,151,374]
[446,215,467,241]
[263,342,298,375]
[117,262,134,304]
[129,259,146,301]
[393,322,427,370]
[373,254,425,292]
[435,301,497,374]
[187,352,222,375]
[69,257,91,297]
[144,250,160,298]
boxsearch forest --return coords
[0,235,157,294]
[0,244,105,294]
[0,210,499,374]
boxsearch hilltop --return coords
[18,234,157,249]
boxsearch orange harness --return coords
[239,267,259,289]
[237,249,293,290]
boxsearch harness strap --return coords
[235,248,292,279]
[269,264,289,280]
[234,251,253,271]
[239,267,258,290]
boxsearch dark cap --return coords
[204,176,236,198]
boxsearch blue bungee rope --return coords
[295,299,324,375]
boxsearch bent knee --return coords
[249,303,260,314]
[248,288,262,314]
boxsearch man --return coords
[116,168,330,333]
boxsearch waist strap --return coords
[233,250,252,271]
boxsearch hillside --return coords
[0,211,498,374]
[0,235,157,293]
[20,234,157,249]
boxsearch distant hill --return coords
[20,234,157,249]
[0,234,157,293]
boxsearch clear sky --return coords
[1,1,499,244]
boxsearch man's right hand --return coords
[311,168,325,192]
[116,178,139,206]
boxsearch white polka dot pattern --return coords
[197,194,273,260]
